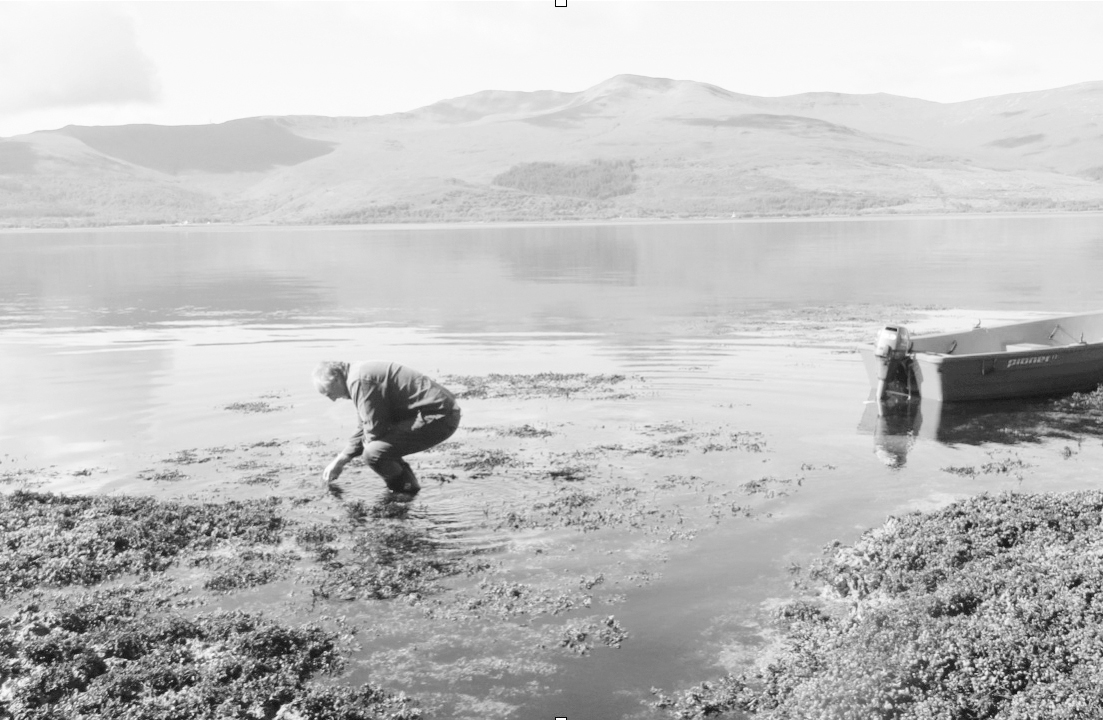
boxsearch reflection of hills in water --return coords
[859,388,1103,466]
[8,221,1103,337]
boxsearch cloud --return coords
[934,38,1034,83]
[0,5,160,115]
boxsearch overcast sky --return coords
[2,1,1102,138]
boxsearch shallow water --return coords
[5,215,1103,718]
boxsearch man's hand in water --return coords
[322,455,350,485]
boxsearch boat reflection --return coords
[858,388,1103,467]
[862,394,921,467]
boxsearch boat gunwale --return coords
[913,341,1099,365]
[904,311,1103,361]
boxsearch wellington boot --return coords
[384,462,421,496]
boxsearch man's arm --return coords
[352,381,390,442]
[322,454,350,483]
[322,425,361,483]
[324,380,387,485]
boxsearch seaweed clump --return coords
[223,400,285,414]
[442,373,631,400]
[650,674,750,719]
[680,491,1103,719]
[556,615,628,655]
[0,586,421,719]
[313,522,472,602]
[197,549,300,592]
[499,490,610,532]
[0,491,285,597]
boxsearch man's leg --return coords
[363,411,460,494]
[383,459,419,494]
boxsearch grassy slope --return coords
[3,75,1103,227]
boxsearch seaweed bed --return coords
[0,490,430,719]
[0,482,645,719]
[0,366,798,719]
[12,367,1103,718]
[652,490,1103,719]
[0,493,285,598]
[2,585,419,720]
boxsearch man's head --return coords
[313,361,349,401]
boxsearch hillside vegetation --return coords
[493,159,637,200]
[4,74,1103,227]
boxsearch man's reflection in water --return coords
[873,394,922,468]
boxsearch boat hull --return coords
[860,311,1103,402]
[912,344,1103,402]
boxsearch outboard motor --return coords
[873,325,912,400]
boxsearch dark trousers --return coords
[362,409,460,493]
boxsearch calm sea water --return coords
[4,214,1103,718]
[4,214,1103,472]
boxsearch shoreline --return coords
[6,359,1103,718]
[4,208,1103,234]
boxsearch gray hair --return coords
[312,361,347,393]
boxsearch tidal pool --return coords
[4,218,1103,718]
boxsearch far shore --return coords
[5,208,1103,235]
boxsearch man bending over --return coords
[313,361,461,496]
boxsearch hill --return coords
[3,74,1103,227]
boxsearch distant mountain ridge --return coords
[57,119,334,174]
[3,74,1103,227]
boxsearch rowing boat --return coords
[859,311,1103,402]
